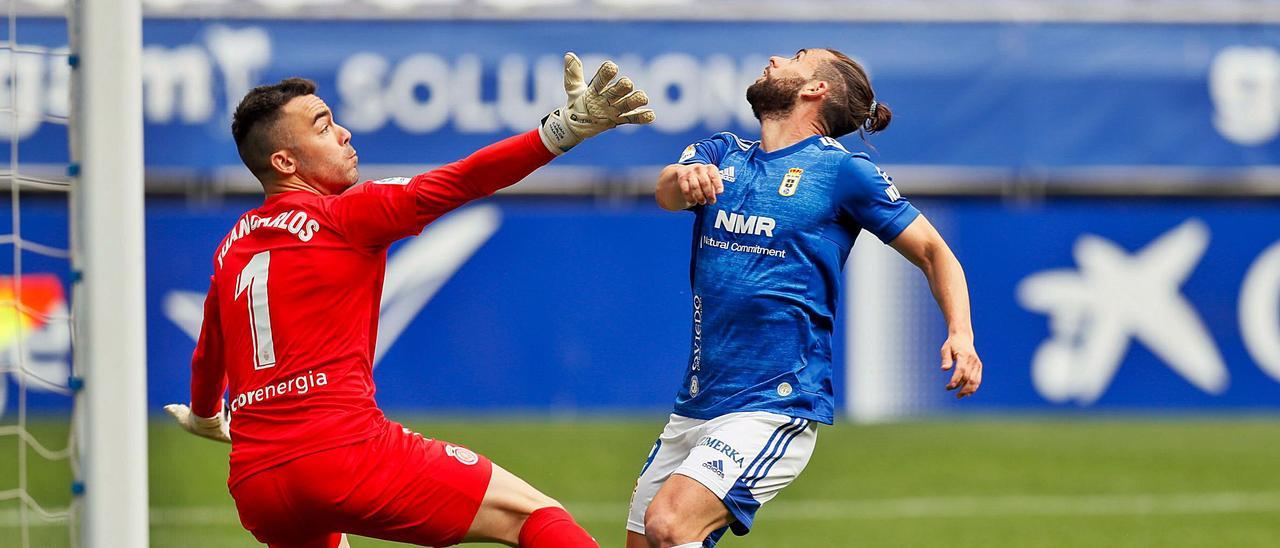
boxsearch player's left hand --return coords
[164,403,232,444]
[940,333,982,399]
[538,52,655,155]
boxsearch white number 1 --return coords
[236,251,277,370]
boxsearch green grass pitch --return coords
[3,417,1279,547]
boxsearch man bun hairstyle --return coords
[864,99,892,134]
[231,77,317,180]
[815,49,892,139]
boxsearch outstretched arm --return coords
[334,52,654,248]
[407,129,557,217]
[889,215,983,398]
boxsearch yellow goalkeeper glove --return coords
[164,403,231,444]
[538,52,656,155]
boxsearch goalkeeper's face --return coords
[279,95,360,194]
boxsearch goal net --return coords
[0,4,78,547]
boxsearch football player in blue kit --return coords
[625,48,984,548]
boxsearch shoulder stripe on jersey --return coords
[819,136,850,153]
[716,131,757,151]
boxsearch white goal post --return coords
[70,0,149,546]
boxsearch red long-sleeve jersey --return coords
[189,130,554,487]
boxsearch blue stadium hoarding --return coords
[4,18,1280,180]
[2,197,1280,417]
[925,199,1280,413]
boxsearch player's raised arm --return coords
[165,278,232,443]
[333,52,654,248]
[889,216,983,399]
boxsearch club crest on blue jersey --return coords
[779,168,803,196]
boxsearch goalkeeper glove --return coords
[538,52,656,155]
[164,403,231,444]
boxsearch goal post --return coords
[71,0,149,545]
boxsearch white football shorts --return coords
[626,411,818,545]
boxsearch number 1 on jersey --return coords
[236,250,277,370]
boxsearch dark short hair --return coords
[231,78,317,180]
[814,49,892,139]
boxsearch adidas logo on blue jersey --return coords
[702,459,726,478]
[719,166,735,182]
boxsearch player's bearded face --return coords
[746,74,808,121]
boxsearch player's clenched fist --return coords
[538,52,656,155]
[655,162,724,210]
[677,163,724,206]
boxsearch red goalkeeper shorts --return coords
[230,420,493,548]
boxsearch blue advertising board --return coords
[2,196,1279,418]
[5,18,1280,179]
[928,199,1280,412]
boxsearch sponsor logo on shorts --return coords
[702,459,725,479]
[445,444,479,466]
[697,437,746,467]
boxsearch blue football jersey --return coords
[672,132,920,424]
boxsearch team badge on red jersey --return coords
[446,444,479,466]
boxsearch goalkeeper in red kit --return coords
[162,53,653,548]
